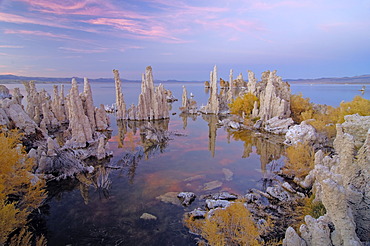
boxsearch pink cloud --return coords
[0,12,68,29]
[4,29,72,39]
[84,17,186,43]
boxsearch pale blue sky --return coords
[0,0,369,80]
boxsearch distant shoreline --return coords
[1,73,370,85]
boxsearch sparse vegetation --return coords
[290,94,370,139]
[0,129,46,245]
[293,194,326,231]
[282,142,315,179]
[229,92,259,119]
[184,202,260,246]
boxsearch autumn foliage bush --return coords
[229,92,259,118]
[282,142,315,179]
[290,94,370,139]
[184,202,260,246]
[0,130,46,245]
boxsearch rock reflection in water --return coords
[228,130,285,171]
[116,119,172,183]
[202,114,219,157]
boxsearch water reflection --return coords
[202,114,219,157]
[116,119,172,183]
[228,130,285,171]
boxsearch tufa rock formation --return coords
[283,114,370,246]
[180,85,198,114]
[200,65,220,114]
[113,66,170,121]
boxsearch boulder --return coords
[140,213,157,220]
[263,117,294,135]
[205,199,231,209]
[177,192,196,206]
[284,121,318,145]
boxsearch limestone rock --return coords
[283,227,307,246]
[256,70,291,121]
[341,114,370,148]
[140,213,157,220]
[263,117,294,135]
[266,185,291,202]
[51,85,67,122]
[0,85,11,99]
[81,77,96,130]
[200,65,219,114]
[284,121,318,145]
[12,88,23,104]
[96,136,107,160]
[209,191,238,200]
[113,69,127,119]
[308,118,370,245]
[180,85,198,114]
[95,104,110,130]
[156,192,181,206]
[65,78,93,148]
[247,70,257,95]
[299,215,333,246]
[46,137,58,156]
[1,98,42,136]
[177,192,196,206]
[189,208,207,218]
[203,180,223,191]
[205,199,231,209]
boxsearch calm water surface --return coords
[3,82,368,245]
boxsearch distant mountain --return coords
[286,74,370,84]
[0,74,140,84]
[0,74,200,84]
[1,74,370,84]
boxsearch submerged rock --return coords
[222,168,234,181]
[140,213,157,220]
[156,192,181,206]
[202,180,223,191]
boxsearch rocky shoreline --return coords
[1,66,369,245]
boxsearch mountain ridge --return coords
[0,74,370,84]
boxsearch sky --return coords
[0,0,369,81]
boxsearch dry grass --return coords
[282,142,315,179]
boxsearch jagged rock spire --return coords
[113,69,127,120]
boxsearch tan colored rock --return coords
[257,70,291,121]
[95,104,110,131]
[66,78,93,148]
[81,78,96,130]
[113,69,127,120]
[200,65,219,114]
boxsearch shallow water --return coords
[2,81,368,245]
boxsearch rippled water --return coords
[3,81,368,245]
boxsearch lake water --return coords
[3,82,368,245]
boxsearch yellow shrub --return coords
[0,130,46,244]
[337,95,370,123]
[290,93,312,123]
[184,202,260,246]
[229,93,258,117]
[283,142,315,179]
